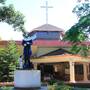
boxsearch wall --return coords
[36,47,60,57]
[36,31,61,40]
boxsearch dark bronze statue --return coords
[22,33,33,69]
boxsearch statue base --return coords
[14,70,41,88]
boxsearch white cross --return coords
[41,1,53,24]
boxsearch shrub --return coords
[0,41,19,82]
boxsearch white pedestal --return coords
[14,70,41,88]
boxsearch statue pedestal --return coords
[14,70,41,88]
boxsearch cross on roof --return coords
[41,1,53,24]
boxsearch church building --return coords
[0,24,90,83]
[0,0,90,83]
[29,24,68,57]
[29,24,90,83]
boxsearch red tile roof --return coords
[0,40,71,47]
[0,40,90,47]
[33,40,71,47]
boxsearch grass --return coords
[48,84,72,90]
[0,86,90,90]
[47,79,90,90]
[48,85,90,90]
[0,86,13,90]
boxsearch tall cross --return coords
[41,1,53,24]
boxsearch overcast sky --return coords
[0,0,78,40]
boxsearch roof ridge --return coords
[30,24,64,33]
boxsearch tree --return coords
[0,40,19,82]
[73,0,90,18]
[0,0,26,34]
[64,0,90,56]
[0,0,26,81]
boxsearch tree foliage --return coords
[0,41,19,82]
[0,0,26,33]
[0,0,28,81]
[64,1,90,56]
[0,0,6,4]
[73,1,90,18]
[64,15,90,43]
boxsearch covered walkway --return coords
[31,54,90,82]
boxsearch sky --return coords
[0,0,78,40]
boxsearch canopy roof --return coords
[31,54,90,64]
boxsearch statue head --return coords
[22,32,32,46]
[23,32,29,38]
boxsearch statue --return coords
[22,33,33,69]
[14,33,41,89]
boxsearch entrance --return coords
[37,64,54,81]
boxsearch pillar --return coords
[69,62,75,82]
[54,65,58,72]
[33,63,38,70]
[83,63,88,81]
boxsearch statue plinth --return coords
[14,34,42,89]
[14,70,41,88]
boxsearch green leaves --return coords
[64,1,90,57]
[0,0,6,4]
[80,44,89,57]
[64,26,87,43]
[73,2,90,18]
[64,12,90,43]
[0,41,19,82]
[64,17,90,56]
[0,0,26,34]
[0,4,25,32]
[70,43,89,57]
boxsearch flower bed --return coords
[0,82,14,86]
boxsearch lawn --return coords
[0,85,90,90]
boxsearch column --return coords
[54,65,58,72]
[33,63,38,70]
[69,62,75,82]
[83,63,88,81]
